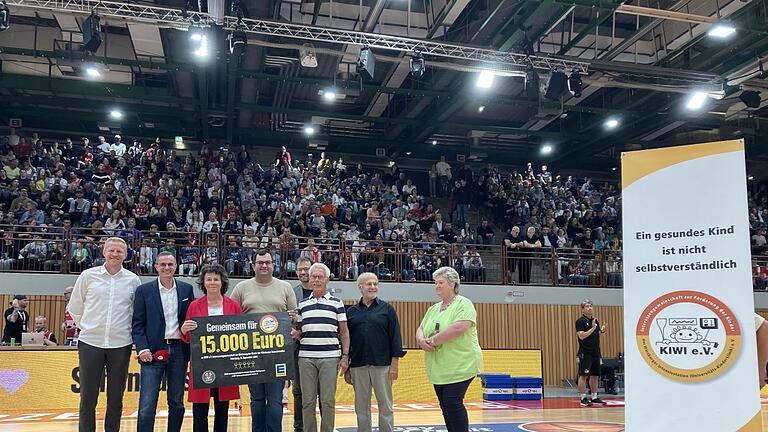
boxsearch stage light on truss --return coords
[685,91,709,111]
[85,66,101,78]
[708,22,736,38]
[109,109,124,120]
[303,125,316,136]
[229,28,247,56]
[476,70,495,89]
[540,144,553,155]
[478,105,485,113]
[739,90,761,109]
[568,72,583,97]
[0,0,10,32]
[544,71,567,101]
[409,50,425,78]
[432,140,437,145]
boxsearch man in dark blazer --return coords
[132,251,194,432]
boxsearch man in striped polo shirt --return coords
[294,262,350,432]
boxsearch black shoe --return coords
[591,397,607,405]
[580,397,593,407]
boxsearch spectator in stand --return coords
[34,315,57,346]
[476,220,494,247]
[435,156,452,197]
[110,135,126,158]
[61,286,81,345]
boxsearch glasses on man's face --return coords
[255,261,274,266]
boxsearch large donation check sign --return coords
[190,312,295,388]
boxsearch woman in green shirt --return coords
[416,266,483,432]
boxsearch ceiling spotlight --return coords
[229,28,247,56]
[611,167,618,171]
[322,88,337,102]
[540,144,553,155]
[568,72,583,98]
[192,34,209,57]
[303,125,316,136]
[109,110,123,120]
[685,91,709,110]
[604,117,620,130]
[748,175,755,181]
[478,105,486,113]
[708,22,736,38]
[85,66,101,78]
[476,70,495,89]
[300,43,318,68]
[432,140,437,145]
[406,151,412,155]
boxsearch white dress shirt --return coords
[67,265,141,349]
[158,278,180,340]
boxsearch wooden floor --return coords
[0,398,767,431]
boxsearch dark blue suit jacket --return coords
[132,278,195,359]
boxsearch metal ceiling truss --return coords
[4,0,591,73]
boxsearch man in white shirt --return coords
[96,135,111,154]
[132,252,194,432]
[67,237,142,432]
[110,135,127,158]
[435,156,452,197]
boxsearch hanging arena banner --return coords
[622,139,762,431]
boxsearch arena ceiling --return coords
[0,0,766,170]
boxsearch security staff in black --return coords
[575,299,606,407]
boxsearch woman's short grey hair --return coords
[309,262,331,278]
[432,266,460,294]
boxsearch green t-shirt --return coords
[420,295,483,385]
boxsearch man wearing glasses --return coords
[231,249,298,432]
[132,252,194,432]
[290,257,314,432]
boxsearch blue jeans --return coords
[137,343,187,432]
[249,380,285,432]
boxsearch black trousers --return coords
[434,378,473,432]
[77,342,132,432]
[192,388,230,432]
[292,348,304,432]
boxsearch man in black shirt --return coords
[519,227,541,284]
[503,226,522,284]
[575,299,607,407]
[344,273,405,432]
[2,295,29,345]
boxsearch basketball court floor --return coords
[3,396,768,431]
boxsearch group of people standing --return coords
[65,236,484,432]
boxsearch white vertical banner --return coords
[622,140,762,431]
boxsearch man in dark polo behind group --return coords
[132,251,194,432]
[344,272,404,432]
[291,257,314,432]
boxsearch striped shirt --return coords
[297,292,346,358]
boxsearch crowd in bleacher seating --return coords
[1,128,766,289]
[0,131,512,285]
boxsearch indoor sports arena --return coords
[0,0,767,431]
